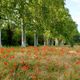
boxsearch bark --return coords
[46,38,50,46]
[48,39,51,46]
[21,25,26,47]
[46,39,48,46]
[60,40,64,46]
[55,38,58,46]
[44,35,46,46]
[44,41,46,46]
[36,34,38,46]
[21,18,26,47]
[51,39,54,46]
[34,32,37,46]
[0,29,2,47]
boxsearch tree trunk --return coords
[21,25,26,47]
[44,35,46,46]
[60,40,64,46]
[55,38,58,46]
[46,38,50,46]
[44,41,46,46]
[46,39,48,46]
[34,32,37,46]
[0,29,2,47]
[36,34,38,46]
[51,39,54,46]
[21,18,26,47]
[48,38,51,46]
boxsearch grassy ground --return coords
[0,46,80,80]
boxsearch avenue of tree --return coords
[0,0,79,47]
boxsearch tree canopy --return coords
[0,0,79,47]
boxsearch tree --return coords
[0,0,79,47]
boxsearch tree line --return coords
[0,0,79,47]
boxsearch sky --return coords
[65,0,80,32]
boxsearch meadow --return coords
[0,46,80,80]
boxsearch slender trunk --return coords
[55,38,58,46]
[60,40,64,46]
[36,34,38,46]
[48,38,51,46]
[21,25,24,47]
[34,32,37,46]
[0,29,2,47]
[21,25,26,47]
[51,39,54,46]
[46,39,48,46]
[21,18,26,47]
[44,34,46,46]
[44,41,46,46]
[24,29,26,46]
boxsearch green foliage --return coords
[0,0,79,46]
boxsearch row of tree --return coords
[0,0,79,47]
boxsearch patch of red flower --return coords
[0,48,5,54]
[4,62,8,65]
[3,54,9,58]
[21,65,29,71]
[75,61,80,65]
[8,55,15,60]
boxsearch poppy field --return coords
[0,46,80,80]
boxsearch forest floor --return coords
[0,46,80,80]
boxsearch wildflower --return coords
[0,48,5,54]
[75,61,80,65]
[6,49,11,53]
[8,55,15,60]
[10,48,14,51]
[21,65,29,71]
[3,54,8,58]
[4,62,8,65]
